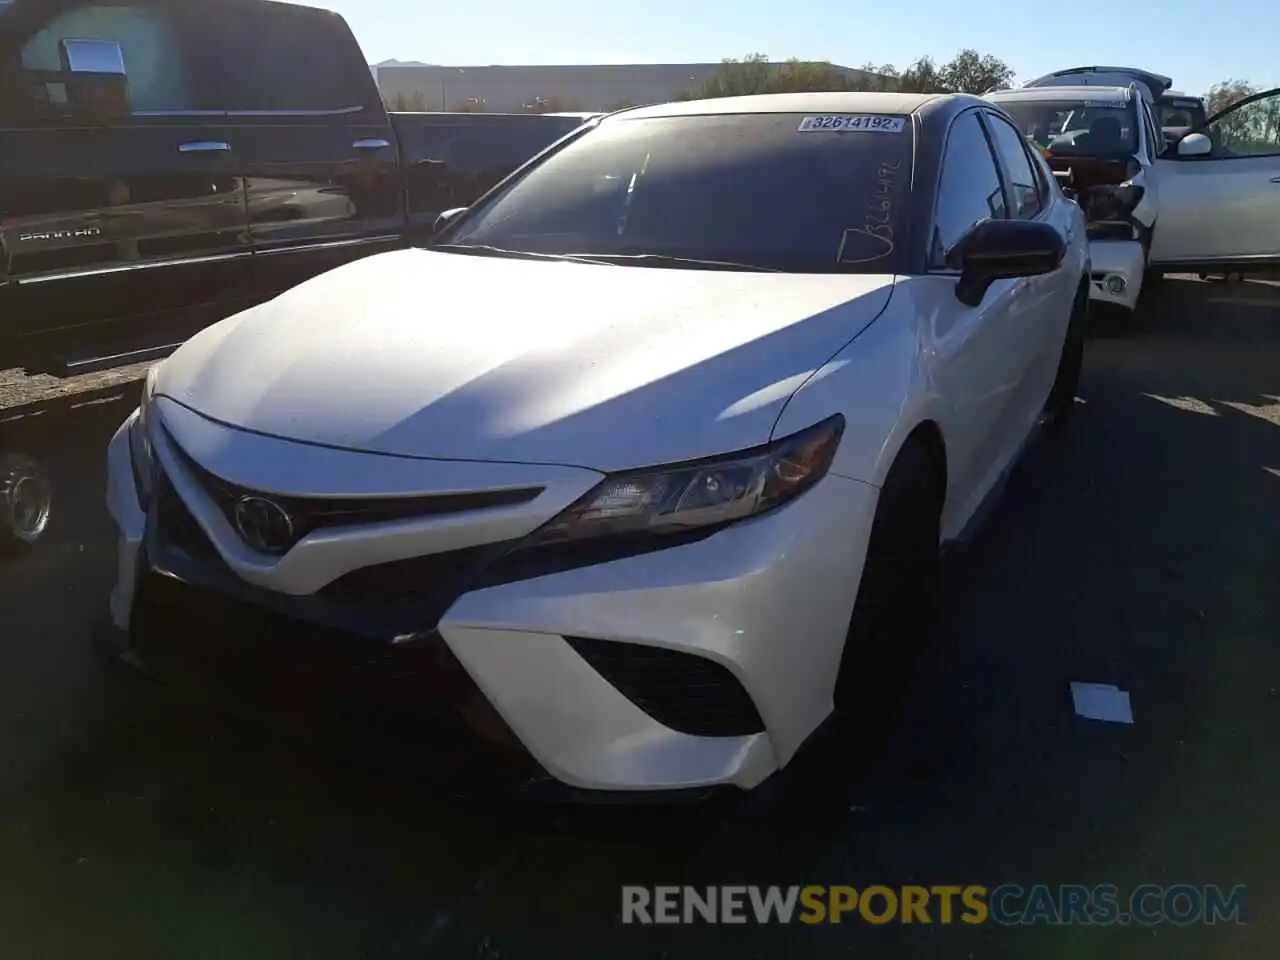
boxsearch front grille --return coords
[317,541,516,606]
[565,637,765,738]
[130,573,538,782]
[162,429,542,554]
[149,460,521,615]
[155,470,228,570]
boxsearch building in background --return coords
[371,61,889,113]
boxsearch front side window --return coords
[931,111,1006,267]
[1142,102,1160,158]
[984,113,1043,219]
[6,3,203,121]
[440,112,914,274]
[1202,92,1280,158]
[217,3,371,112]
[998,98,1139,159]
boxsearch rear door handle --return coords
[1270,175,1280,183]
[353,138,391,150]
[179,141,231,153]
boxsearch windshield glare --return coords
[998,100,1138,157]
[438,113,913,274]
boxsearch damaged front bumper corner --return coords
[1086,238,1145,311]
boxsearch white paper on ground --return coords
[1070,682,1134,724]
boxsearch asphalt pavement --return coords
[0,276,1276,959]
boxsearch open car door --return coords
[1150,88,1280,270]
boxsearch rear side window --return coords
[984,113,1043,219]
[932,111,1007,266]
[216,2,374,112]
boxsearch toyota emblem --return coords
[232,496,295,554]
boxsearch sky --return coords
[312,0,1273,99]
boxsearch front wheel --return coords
[833,439,942,720]
[1043,287,1088,428]
[0,453,53,551]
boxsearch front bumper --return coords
[105,410,880,795]
[1087,239,1145,311]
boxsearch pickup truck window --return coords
[439,113,913,275]
[218,2,373,113]
[410,117,586,212]
[3,3,205,122]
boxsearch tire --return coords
[833,438,942,720]
[1043,286,1089,428]
[1088,300,1132,339]
[0,453,53,552]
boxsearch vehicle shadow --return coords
[2,277,1277,959]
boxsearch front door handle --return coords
[353,138,391,150]
[179,141,231,153]
[1270,175,1280,183]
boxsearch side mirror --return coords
[60,38,131,121]
[952,219,1066,307]
[1177,132,1212,158]
[433,206,467,233]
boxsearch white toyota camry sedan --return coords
[103,92,1090,798]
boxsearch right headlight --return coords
[530,414,845,547]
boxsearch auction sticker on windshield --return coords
[798,115,906,133]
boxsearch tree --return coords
[683,54,861,99]
[684,49,1015,100]
[855,63,902,92]
[770,58,861,94]
[689,54,777,98]
[388,90,428,112]
[1205,79,1258,116]
[938,48,1015,93]
[896,56,948,94]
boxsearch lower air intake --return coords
[565,637,765,737]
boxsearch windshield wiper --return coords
[429,243,595,263]
[431,244,780,272]
[562,252,782,272]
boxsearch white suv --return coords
[988,84,1159,313]
[990,76,1280,322]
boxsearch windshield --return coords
[1157,99,1207,130]
[435,112,914,274]
[997,99,1139,158]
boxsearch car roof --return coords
[611,91,965,121]
[987,85,1133,105]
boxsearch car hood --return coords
[156,249,896,471]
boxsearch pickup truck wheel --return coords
[0,454,53,550]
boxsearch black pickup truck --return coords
[0,0,594,546]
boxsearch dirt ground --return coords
[0,276,1277,959]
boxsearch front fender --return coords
[771,290,929,489]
